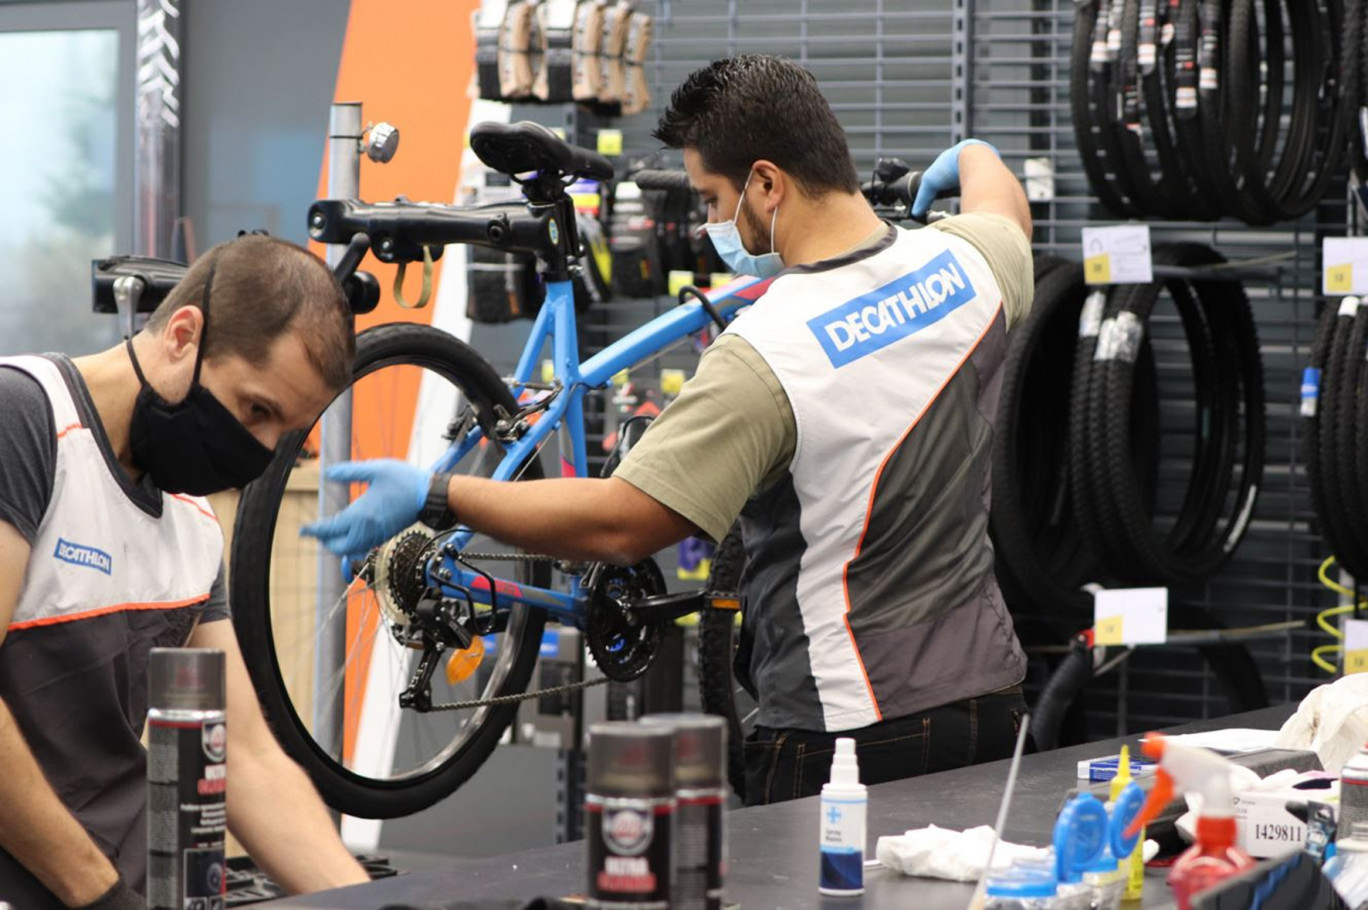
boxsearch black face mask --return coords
[125,262,275,495]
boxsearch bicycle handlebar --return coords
[92,256,186,314]
[632,169,695,192]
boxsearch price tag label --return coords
[1095,614,1125,646]
[1323,238,1368,296]
[1345,618,1368,674]
[660,368,687,397]
[1081,225,1153,285]
[1094,587,1167,645]
[597,129,624,156]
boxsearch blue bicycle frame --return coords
[419,272,772,628]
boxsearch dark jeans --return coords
[741,686,1028,806]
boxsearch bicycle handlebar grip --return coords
[632,169,694,192]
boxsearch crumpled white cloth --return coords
[1273,674,1368,775]
[874,825,1049,882]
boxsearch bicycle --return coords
[97,122,948,819]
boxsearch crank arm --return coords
[625,590,707,621]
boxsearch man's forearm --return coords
[959,143,1033,239]
[0,699,120,906]
[227,747,367,894]
[448,474,694,565]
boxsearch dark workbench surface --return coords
[266,704,1297,909]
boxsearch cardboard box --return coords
[1232,787,1337,858]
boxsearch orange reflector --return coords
[709,597,741,611]
[446,635,485,685]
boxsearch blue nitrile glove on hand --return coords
[300,459,429,562]
[911,139,1000,219]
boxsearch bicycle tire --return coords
[697,522,749,801]
[1071,0,1139,217]
[232,322,547,818]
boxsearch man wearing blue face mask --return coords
[306,54,1035,806]
[0,236,370,907]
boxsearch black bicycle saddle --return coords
[469,120,614,182]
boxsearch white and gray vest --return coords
[726,225,1026,732]
[0,355,223,906]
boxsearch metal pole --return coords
[314,101,363,757]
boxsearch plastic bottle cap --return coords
[149,648,225,712]
[828,737,861,787]
[1084,845,1118,874]
[1110,781,1145,858]
[1054,793,1109,883]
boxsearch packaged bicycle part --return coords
[597,1,634,105]
[620,12,653,115]
[533,0,578,102]
[572,0,608,101]
[147,649,228,910]
[475,0,510,100]
[498,1,538,100]
[586,722,677,908]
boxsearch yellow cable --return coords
[1318,603,1358,640]
[1318,555,1358,598]
[1313,645,1343,674]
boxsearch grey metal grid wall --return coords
[588,0,1351,738]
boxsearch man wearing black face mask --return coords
[0,235,368,908]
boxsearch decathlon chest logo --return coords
[53,538,113,575]
[807,250,977,367]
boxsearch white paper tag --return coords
[1024,157,1055,202]
[1323,237,1368,296]
[1345,618,1368,675]
[1083,224,1153,285]
[1094,587,1167,645]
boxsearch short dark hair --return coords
[653,54,860,196]
[146,235,354,390]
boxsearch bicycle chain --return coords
[455,551,558,563]
[427,673,612,711]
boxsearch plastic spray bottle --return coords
[1109,745,1145,901]
[818,737,866,896]
[1124,733,1255,910]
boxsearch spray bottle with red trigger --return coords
[1124,733,1255,910]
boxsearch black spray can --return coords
[147,648,228,910]
[642,714,727,910]
[585,721,676,908]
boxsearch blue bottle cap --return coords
[1053,793,1109,883]
[1110,781,1145,858]
[986,868,1058,898]
[1085,845,1118,874]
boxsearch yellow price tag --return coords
[1085,253,1112,285]
[1346,649,1368,675]
[661,369,686,397]
[540,359,556,384]
[668,270,695,297]
[611,368,631,387]
[1095,614,1125,646]
[1327,264,1355,295]
[597,129,624,156]
[710,272,736,290]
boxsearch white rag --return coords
[1273,674,1368,774]
[874,825,1049,882]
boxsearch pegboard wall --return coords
[585,0,1355,738]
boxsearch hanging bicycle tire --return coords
[696,522,754,802]
[231,322,548,818]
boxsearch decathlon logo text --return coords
[807,250,976,367]
[54,538,113,575]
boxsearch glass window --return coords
[0,22,127,356]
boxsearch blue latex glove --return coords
[300,459,430,562]
[911,139,999,219]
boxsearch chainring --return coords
[586,558,667,682]
[372,524,439,631]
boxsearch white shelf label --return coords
[1082,224,1153,285]
[1345,618,1368,675]
[1322,237,1368,296]
[1094,587,1167,646]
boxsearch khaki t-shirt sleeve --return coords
[929,212,1034,330]
[613,334,796,543]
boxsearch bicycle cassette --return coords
[585,558,667,682]
[372,524,439,629]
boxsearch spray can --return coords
[1338,742,1368,842]
[819,737,867,896]
[585,721,676,909]
[146,648,228,910]
[641,714,726,910]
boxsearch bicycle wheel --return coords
[231,322,548,818]
[696,522,754,801]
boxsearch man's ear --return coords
[161,305,205,365]
[751,159,787,213]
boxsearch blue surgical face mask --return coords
[704,171,784,279]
